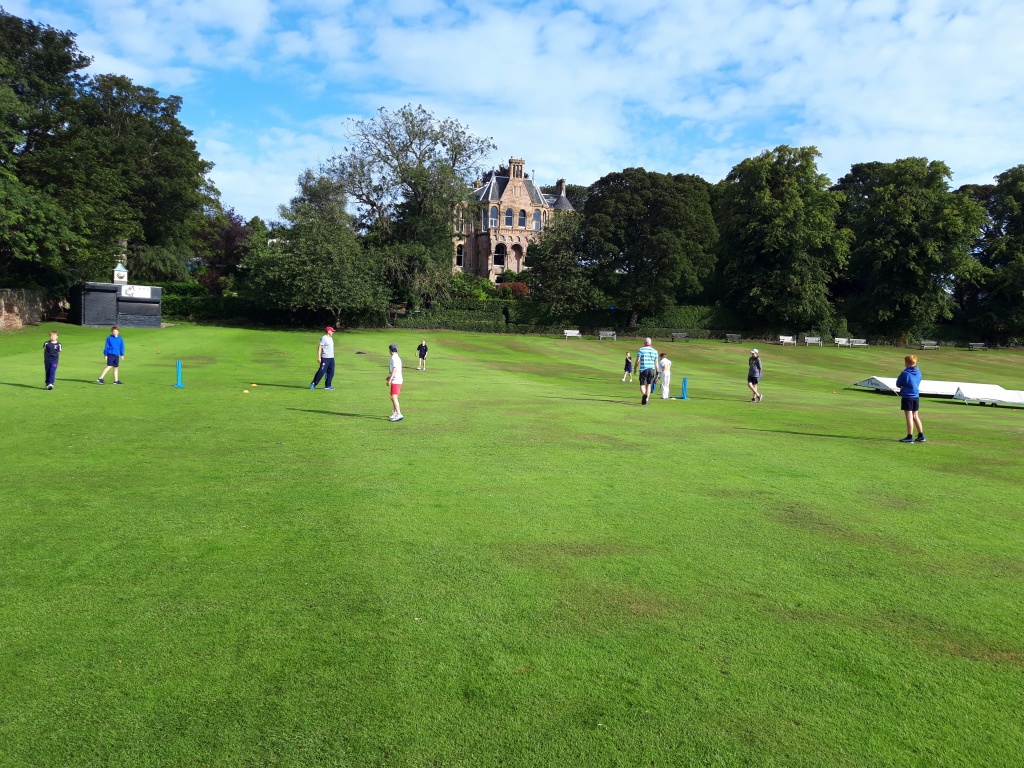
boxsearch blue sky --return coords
[6,0,1024,222]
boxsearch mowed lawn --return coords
[1,323,1022,767]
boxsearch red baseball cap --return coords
[325,326,335,333]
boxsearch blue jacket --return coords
[896,366,921,398]
[104,335,125,357]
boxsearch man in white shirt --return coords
[658,352,672,399]
[386,343,404,421]
[309,326,336,390]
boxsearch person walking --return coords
[636,337,659,405]
[97,326,125,384]
[416,339,428,370]
[896,354,926,443]
[747,349,763,402]
[622,352,633,382]
[309,326,336,390]
[658,352,672,400]
[386,343,404,421]
[43,331,61,390]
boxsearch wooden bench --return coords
[778,335,796,345]
[804,336,823,346]
[725,334,741,343]
[598,330,616,341]
[968,342,987,351]
[671,332,689,342]
[850,338,869,348]
[919,340,939,350]
[564,330,582,340]
[834,337,851,347]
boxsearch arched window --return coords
[456,244,463,267]
[533,210,542,231]
[505,208,513,226]
[518,210,527,227]
[494,243,506,266]
[490,206,499,229]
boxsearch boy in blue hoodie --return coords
[895,354,925,443]
[97,326,125,384]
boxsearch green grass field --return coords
[2,323,1022,767]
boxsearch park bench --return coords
[968,342,987,351]
[778,335,796,345]
[850,338,869,348]
[919,340,939,350]
[598,330,617,341]
[564,329,582,340]
[671,332,689,342]
[834,337,851,347]
[725,334,741,343]
[804,336,823,346]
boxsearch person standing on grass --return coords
[97,326,124,384]
[636,337,659,405]
[622,351,633,382]
[747,349,763,402]
[658,352,672,399]
[43,331,61,390]
[386,343,404,421]
[416,339,428,370]
[897,354,926,443]
[309,326,336,390]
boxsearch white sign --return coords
[121,285,152,299]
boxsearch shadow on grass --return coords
[289,408,389,421]
[539,394,641,406]
[735,427,892,441]
[254,382,312,389]
[0,378,99,389]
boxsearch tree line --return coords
[3,10,1022,342]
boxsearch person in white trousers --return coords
[658,352,672,400]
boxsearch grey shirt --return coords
[748,356,762,379]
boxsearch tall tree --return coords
[957,165,1024,340]
[330,104,494,306]
[584,168,718,327]
[714,146,850,332]
[524,213,601,316]
[244,169,387,325]
[834,158,985,340]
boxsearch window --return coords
[494,244,506,266]
[518,210,527,228]
[482,209,488,230]
[490,206,499,229]
[456,245,463,267]
[456,208,464,233]
[533,210,542,231]
[505,208,513,226]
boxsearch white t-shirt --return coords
[659,357,672,374]
[319,335,335,358]
[389,353,403,384]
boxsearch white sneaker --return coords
[388,414,398,421]
[393,414,404,421]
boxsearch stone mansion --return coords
[454,157,574,281]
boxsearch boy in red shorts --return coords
[386,343,404,422]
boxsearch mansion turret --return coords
[454,157,574,281]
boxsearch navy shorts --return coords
[639,369,656,386]
[747,376,760,385]
[901,397,920,412]
[106,354,120,366]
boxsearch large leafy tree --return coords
[0,10,213,291]
[714,145,850,332]
[584,168,717,327]
[524,213,601,316]
[957,165,1024,340]
[834,158,985,340]
[330,104,494,306]
[244,169,387,325]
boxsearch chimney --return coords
[555,178,567,196]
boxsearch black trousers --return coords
[312,358,335,387]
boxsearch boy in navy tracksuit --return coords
[896,354,925,443]
[43,331,61,390]
[97,326,125,384]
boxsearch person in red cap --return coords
[309,326,336,390]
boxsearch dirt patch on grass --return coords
[773,502,915,554]
[178,355,217,367]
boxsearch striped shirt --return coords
[636,345,659,371]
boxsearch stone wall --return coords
[0,289,50,330]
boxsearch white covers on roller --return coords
[855,377,1024,405]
